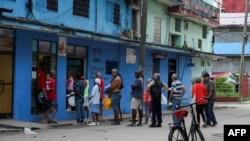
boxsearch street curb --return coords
[0,104,239,134]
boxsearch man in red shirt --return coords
[43,72,58,124]
[96,72,105,119]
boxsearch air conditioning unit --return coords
[122,30,133,39]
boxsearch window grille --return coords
[73,0,90,18]
[47,0,58,12]
[113,3,120,25]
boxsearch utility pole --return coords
[140,0,148,111]
[140,0,148,79]
[239,0,249,103]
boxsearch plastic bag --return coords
[161,93,168,105]
[102,97,112,110]
[68,96,75,107]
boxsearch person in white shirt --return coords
[88,78,101,126]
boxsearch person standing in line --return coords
[80,75,90,124]
[118,73,124,121]
[127,70,144,127]
[202,72,218,127]
[169,73,186,126]
[143,79,152,124]
[66,70,74,111]
[191,76,208,128]
[38,66,46,113]
[147,73,168,127]
[107,68,122,125]
[96,72,105,120]
[69,72,85,126]
[88,78,101,126]
[43,72,58,124]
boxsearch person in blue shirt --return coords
[127,70,144,127]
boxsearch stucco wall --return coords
[13,28,193,121]
[1,0,131,36]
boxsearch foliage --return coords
[215,77,234,94]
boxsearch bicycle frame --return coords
[171,97,206,141]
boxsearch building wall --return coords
[221,0,249,13]
[147,0,168,44]
[12,28,193,121]
[1,0,131,36]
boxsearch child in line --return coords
[143,79,152,124]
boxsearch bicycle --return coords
[168,97,206,141]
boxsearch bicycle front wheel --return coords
[168,126,188,141]
[189,127,205,141]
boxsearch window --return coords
[154,17,161,44]
[73,0,90,18]
[105,1,120,25]
[66,45,87,58]
[113,3,120,25]
[202,26,207,39]
[175,19,181,32]
[31,40,57,114]
[47,0,58,12]
[105,60,118,74]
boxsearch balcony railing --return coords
[162,0,220,24]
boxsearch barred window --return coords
[73,0,90,18]
[113,3,120,25]
[47,0,58,12]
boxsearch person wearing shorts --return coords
[43,72,58,124]
[127,70,143,127]
[81,75,90,124]
[107,68,122,125]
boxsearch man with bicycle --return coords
[169,73,186,126]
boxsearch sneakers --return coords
[88,122,96,126]
[96,122,100,126]
[111,121,120,125]
[202,123,207,128]
[149,124,157,128]
[156,124,162,127]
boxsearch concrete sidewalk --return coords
[0,102,245,134]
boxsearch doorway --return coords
[0,29,14,118]
[168,59,176,102]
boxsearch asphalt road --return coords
[1,103,250,141]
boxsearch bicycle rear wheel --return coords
[189,128,205,141]
[168,126,188,141]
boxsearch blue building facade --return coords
[0,0,192,122]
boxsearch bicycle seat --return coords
[173,109,188,118]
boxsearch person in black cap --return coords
[202,72,218,127]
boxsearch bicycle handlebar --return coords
[176,96,207,109]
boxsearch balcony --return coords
[155,0,182,6]
[166,0,220,27]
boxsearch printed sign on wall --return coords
[58,36,66,56]
[126,48,136,64]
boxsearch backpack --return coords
[150,80,163,100]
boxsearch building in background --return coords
[213,0,250,73]
[0,0,220,122]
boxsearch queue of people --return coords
[39,68,217,129]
